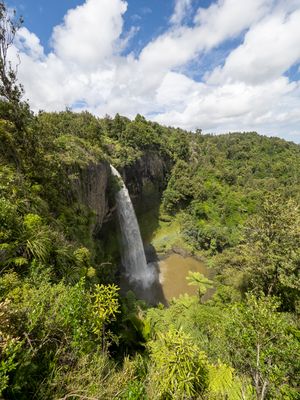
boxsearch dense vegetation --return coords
[1,3,300,399]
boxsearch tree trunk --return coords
[255,342,261,399]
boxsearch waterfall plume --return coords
[110,165,155,288]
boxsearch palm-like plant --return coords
[186,271,213,299]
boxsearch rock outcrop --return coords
[123,151,172,198]
[72,161,110,231]
[72,151,172,234]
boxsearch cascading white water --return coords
[110,165,154,288]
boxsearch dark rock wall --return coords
[123,151,172,199]
[72,161,110,231]
[72,151,172,234]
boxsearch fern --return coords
[207,362,255,400]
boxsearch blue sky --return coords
[7,0,81,50]
[6,0,300,142]
[8,0,206,55]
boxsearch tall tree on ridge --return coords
[0,1,23,105]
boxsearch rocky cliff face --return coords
[123,151,172,200]
[72,161,110,232]
[72,151,172,234]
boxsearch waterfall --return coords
[110,165,154,288]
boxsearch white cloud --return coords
[9,0,300,142]
[207,8,300,84]
[51,0,127,68]
[139,0,272,75]
[15,27,45,60]
[154,74,300,135]
[170,0,192,25]
[156,72,205,110]
[193,0,273,50]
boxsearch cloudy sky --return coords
[6,0,300,142]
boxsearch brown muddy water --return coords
[120,253,214,306]
[158,253,214,302]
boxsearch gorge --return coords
[109,163,212,305]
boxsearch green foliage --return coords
[22,213,52,262]
[145,290,300,400]
[0,273,96,397]
[186,271,214,299]
[39,352,139,400]
[162,160,194,213]
[244,194,300,305]
[0,299,22,395]
[207,362,255,400]
[225,294,300,399]
[52,133,103,166]
[37,109,104,144]
[121,117,158,149]
[213,193,300,311]
[0,40,300,399]
[91,283,120,350]
[162,132,300,256]
[117,290,148,354]
[147,328,208,399]
[121,379,146,400]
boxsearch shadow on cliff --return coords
[145,243,168,306]
[137,193,168,306]
[120,194,168,307]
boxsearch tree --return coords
[0,299,22,396]
[186,271,214,300]
[207,362,255,400]
[147,328,208,399]
[226,294,300,400]
[213,193,300,311]
[0,1,23,104]
[244,194,300,310]
[0,1,32,133]
[91,284,120,351]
